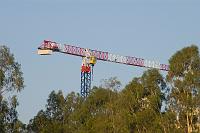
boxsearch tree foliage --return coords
[27,45,200,133]
[28,69,168,133]
[0,45,24,94]
[0,45,25,133]
[167,45,200,133]
[100,77,121,91]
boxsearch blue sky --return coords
[0,0,200,124]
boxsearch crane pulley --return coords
[38,40,169,97]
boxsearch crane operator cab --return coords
[90,56,96,66]
[81,49,96,73]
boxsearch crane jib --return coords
[38,40,169,71]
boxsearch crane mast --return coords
[38,40,169,97]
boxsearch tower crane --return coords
[38,40,169,97]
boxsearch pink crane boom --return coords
[38,40,169,97]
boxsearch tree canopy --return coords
[27,45,200,133]
[167,45,200,133]
[1,44,199,133]
[0,45,25,133]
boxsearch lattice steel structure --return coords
[38,40,169,97]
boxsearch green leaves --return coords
[168,45,199,80]
[27,45,200,132]
[167,45,200,133]
[0,45,24,94]
[0,45,25,133]
[0,69,5,89]
[28,69,167,133]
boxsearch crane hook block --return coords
[37,49,52,55]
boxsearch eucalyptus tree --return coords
[0,45,25,132]
[167,45,200,133]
